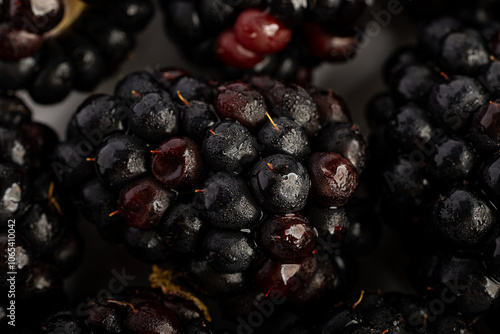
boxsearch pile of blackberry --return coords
[282,291,476,333]
[6,267,214,333]
[0,0,153,104]
[53,69,379,315]
[0,94,83,317]
[159,0,376,81]
[367,14,500,317]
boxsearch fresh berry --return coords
[94,134,148,188]
[234,9,292,54]
[306,152,359,207]
[258,213,316,262]
[117,177,176,229]
[216,28,265,69]
[202,120,259,175]
[368,15,500,316]
[151,137,205,190]
[249,153,310,213]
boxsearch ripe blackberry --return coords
[0,93,83,309]
[0,0,153,104]
[55,69,379,314]
[367,15,500,316]
[159,0,376,81]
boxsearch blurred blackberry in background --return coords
[54,68,380,318]
[367,13,500,317]
[0,0,153,104]
[158,0,378,83]
[0,93,84,322]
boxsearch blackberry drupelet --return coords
[0,0,153,104]
[367,14,500,317]
[55,69,379,315]
[159,0,376,82]
[0,93,83,317]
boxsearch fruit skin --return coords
[60,70,370,314]
[314,122,366,172]
[257,116,311,160]
[263,82,321,136]
[202,120,259,175]
[254,255,317,298]
[0,0,154,104]
[306,152,359,207]
[427,76,488,131]
[431,188,497,249]
[249,154,311,213]
[216,29,265,69]
[151,137,204,190]
[0,24,44,60]
[258,214,316,262]
[234,9,292,54]
[127,90,180,143]
[95,134,148,188]
[214,82,267,130]
[195,172,261,229]
[10,0,65,34]
[203,229,257,273]
[118,177,176,229]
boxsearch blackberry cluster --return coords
[367,15,500,317]
[53,69,379,314]
[0,0,153,104]
[159,0,376,82]
[0,94,83,316]
[6,268,213,333]
[282,291,476,333]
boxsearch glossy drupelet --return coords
[0,0,154,104]
[0,93,83,324]
[55,69,379,316]
[367,14,500,318]
[158,0,376,81]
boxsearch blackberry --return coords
[55,69,379,315]
[159,0,376,81]
[367,15,500,316]
[280,290,476,333]
[0,0,153,104]
[0,93,83,312]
